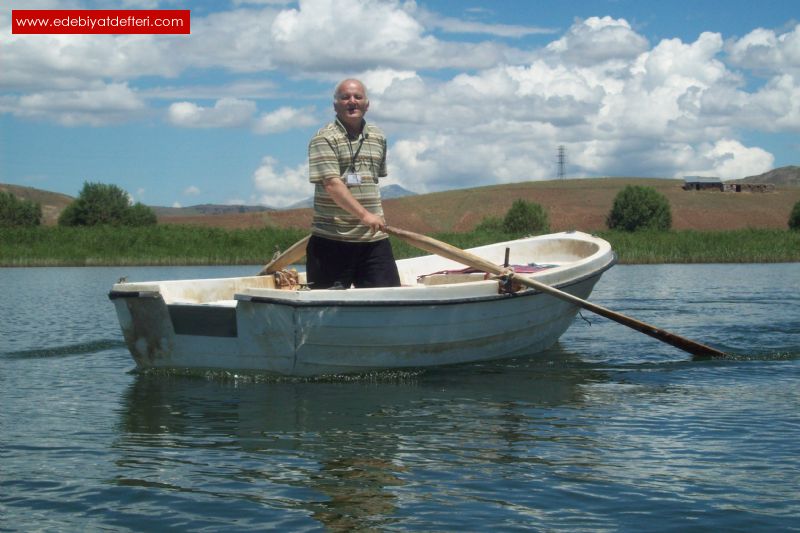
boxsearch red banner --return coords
[12,10,191,35]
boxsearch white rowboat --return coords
[109,231,615,376]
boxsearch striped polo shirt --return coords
[308,119,388,242]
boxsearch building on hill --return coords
[683,176,723,191]
[683,175,775,193]
[723,182,775,193]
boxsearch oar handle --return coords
[386,226,504,274]
[385,226,728,359]
[258,235,310,276]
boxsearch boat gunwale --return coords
[234,257,616,308]
[107,231,615,306]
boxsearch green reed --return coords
[0,225,308,266]
[2,226,798,266]
[391,228,800,264]
[597,229,800,263]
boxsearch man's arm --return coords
[323,177,385,233]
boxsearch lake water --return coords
[1,263,799,531]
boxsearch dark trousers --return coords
[306,235,401,289]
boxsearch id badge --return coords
[345,172,360,186]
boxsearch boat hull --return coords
[109,231,615,376]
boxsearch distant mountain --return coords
[736,166,800,186]
[284,184,417,209]
[380,184,417,199]
[152,203,273,217]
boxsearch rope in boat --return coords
[273,269,302,290]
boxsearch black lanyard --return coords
[346,135,364,173]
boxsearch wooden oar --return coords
[385,226,728,358]
[257,235,310,276]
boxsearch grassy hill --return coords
[383,177,800,233]
[161,176,800,234]
[734,166,800,186]
[0,184,73,225]
[3,168,799,232]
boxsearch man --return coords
[306,78,401,289]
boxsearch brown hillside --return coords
[735,166,800,186]
[4,177,798,232]
[158,177,800,233]
[0,184,74,225]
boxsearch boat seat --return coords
[417,263,557,286]
[418,272,488,286]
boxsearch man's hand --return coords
[360,212,385,233]
[324,177,385,233]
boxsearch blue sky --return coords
[2,0,798,208]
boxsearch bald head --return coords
[334,79,368,103]
[333,79,370,134]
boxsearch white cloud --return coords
[726,24,800,77]
[585,32,733,145]
[682,139,774,179]
[271,0,421,62]
[167,98,256,128]
[1,82,146,126]
[749,74,800,131]
[410,4,556,38]
[388,126,559,194]
[687,73,800,133]
[183,1,501,76]
[265,0,510,72]
[251,156,310,207]
[177,7,281,73]
[184,185,201,195]
[166,98,317,133]
[252,106,317,134]
[546,16,649,66]
[633,32,729,89]
[373,20,789,193]
[1,31,178,91]
[359,69,419,95]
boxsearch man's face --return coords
[334,81,369,128]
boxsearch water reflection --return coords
[114,349,604,529]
